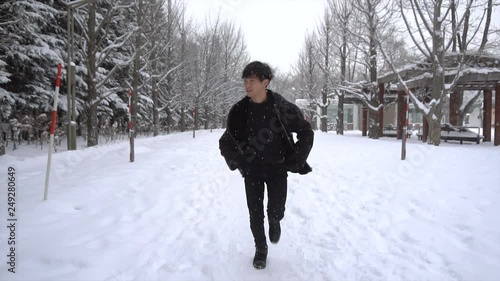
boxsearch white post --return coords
[44,63,63,200]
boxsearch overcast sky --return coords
[184,0,500,75]
[184,0,326,74]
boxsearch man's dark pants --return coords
[244,174,287,246]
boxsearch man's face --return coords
[243,75,268,98]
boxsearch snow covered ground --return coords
[0,130,499,281]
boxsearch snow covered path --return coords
[1,130,499,281]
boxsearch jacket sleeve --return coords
[219,129,241,171]
[219,105,244,171]
[285,103,314,167]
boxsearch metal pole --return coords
[401,90,410,160]
[66,7,72,150]
[128,90,134,162]
[64,0,101,150]
[69,62,77,150]
[65,5,78,150]
[45,64,63,200]
[69,8,77,150]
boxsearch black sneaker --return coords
[253,245,268,269]
[269,221,281,244]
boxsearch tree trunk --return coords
[151,46,159,136]
[429,118,441,145]
[131,0,144,160]
[449,90,459,126]
[368,5,381,139]
[461,4,471,52]
[221,109,228,129]
[362,105,367,136]
[451,0,457,52]
[321,88,328,132]
[180,107,186,132]
[152,74,159,136]
[453,3,472,118]
[338,35,347,135]
[429,1,445,146]
[194,106,199,130]
[86,1,98,147]
[163,0,174,135]
[479,0,493,50]
[204,104,209,130]
[458,91,481,125]
[166,107,172,134]
[0,128,4,156]
[320,16,330,133]
[338,95,344,135]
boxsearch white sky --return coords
[184,0,500,74]
[184,0,326,74]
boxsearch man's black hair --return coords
[242,61,274,82]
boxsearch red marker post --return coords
[44,63,63,200]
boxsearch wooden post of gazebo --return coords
[483,89,493,142]
[378,83,384,134]
[449,90,459,126]
[495,84,500,146]
[397,90,405,139]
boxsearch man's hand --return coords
[228,148,255,172]
[285,152,304,172]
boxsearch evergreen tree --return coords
[0,0,67,115]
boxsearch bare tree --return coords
[271,70,296,101]
[454,0,497,125]
[146,0,184,135]
[215,21,248,129]
[396,0,474,145]
[83,0,134,147]
[129,0,146,161]
[479,0,495,50]
[328,0,355,135]
[188,15,224,137]
[144,0,168,136]
[316,10,336,132]
[175,13,192,133]
[0,58,9,156]
[351,0,398,138]
[293,32,321,130]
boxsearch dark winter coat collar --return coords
[227,89,298,158]
[227,89,289,134]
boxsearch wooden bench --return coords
[416,124,483,144]
[382,125,412,138]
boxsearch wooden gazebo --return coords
[361,53,500,146]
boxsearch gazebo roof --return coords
[377,52,500,91]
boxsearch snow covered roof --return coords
[377,52,500,91]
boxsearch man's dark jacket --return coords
[219,90,314,176]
